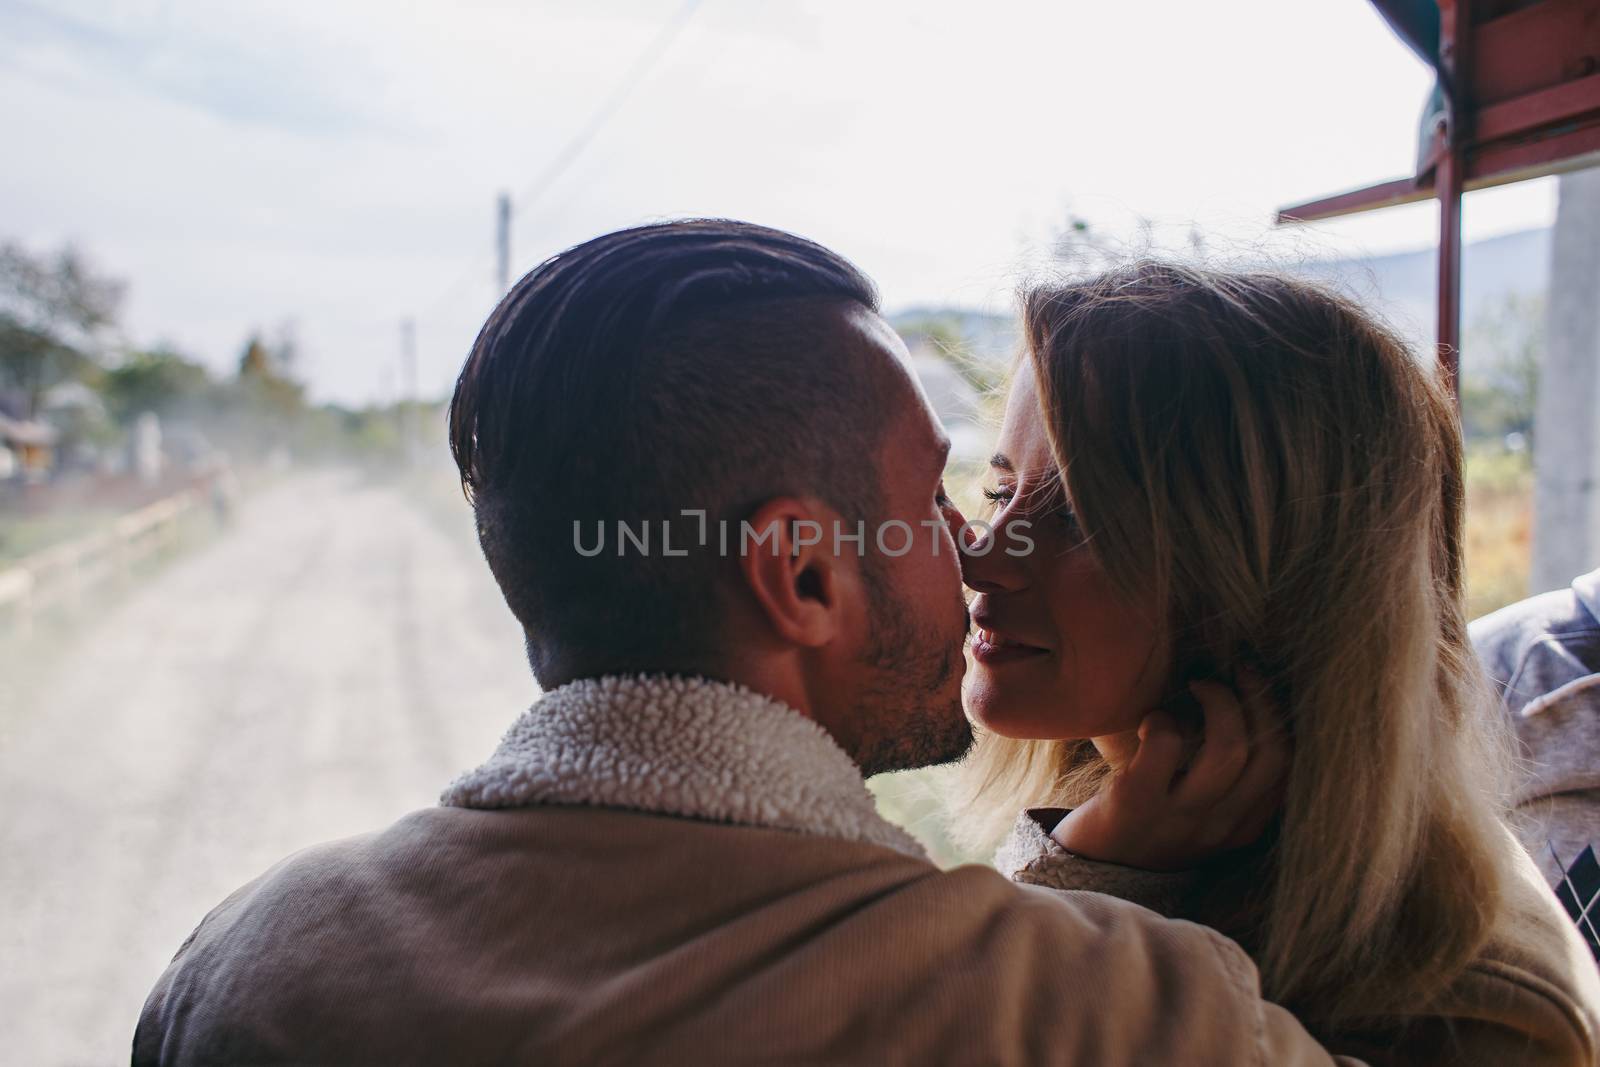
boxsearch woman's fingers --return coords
[1172,680,1250,806]
[1104,672,1290,866]
[1196,670,1291,853]
[1118,709,1187,801]
[1218,668,1292,824]
[1066,673,1290,871]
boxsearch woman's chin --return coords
[965,678,1138,743]
[966,684,1065,741]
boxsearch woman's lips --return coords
[969,627,1049,666]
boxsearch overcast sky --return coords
[1,0,1557,404]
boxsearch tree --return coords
[101,347,214,425]
[236,327,306,412]
[1461,292,1544,448]
[226,326,308,458]
[0,242,125,416]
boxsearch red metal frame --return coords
[1276,0,1600,397]
[1436,0,1468,389]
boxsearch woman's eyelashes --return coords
[982,481,1083,539]
[980,484,1014,508]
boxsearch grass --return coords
[0,507,120,565]
[1463,447,1534,620]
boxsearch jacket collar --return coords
[441,674,928,860]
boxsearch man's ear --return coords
[737,497,850,649]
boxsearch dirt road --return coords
[0,469,536,1066]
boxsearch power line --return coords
[511,0,703,217]
[399,0,705,403]
[416,0,704,324]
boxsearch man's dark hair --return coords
[449,219,897,685]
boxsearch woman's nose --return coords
[959,508,1030,594]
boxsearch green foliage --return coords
[0,234,446,475]
[292,403,408,464]
[0,506,118,564]
[235,330,306,414]
[0,242,124,416]
[1460,293,1543,447]
[101,348,213,424]
[220,329,309,457]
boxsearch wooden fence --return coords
[0,489,203,639]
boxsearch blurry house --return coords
[40,381,112,475]
[0,409,59,483]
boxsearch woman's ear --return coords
[737,497,846,649]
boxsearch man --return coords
[1473,567,1600,918]
[135,220,1351,1064]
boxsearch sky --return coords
[0,0,1558,404]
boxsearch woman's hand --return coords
[1049,674,1289,872]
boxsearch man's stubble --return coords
[850,561,974,778]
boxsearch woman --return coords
[954,261,1600,1065]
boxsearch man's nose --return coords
[936,496,968,553]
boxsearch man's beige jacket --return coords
[137,675,1373,1065]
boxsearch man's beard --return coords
[850,565,974,778]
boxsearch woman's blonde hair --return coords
[956,261,1517,1023]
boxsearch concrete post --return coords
[1531,166,1600,595]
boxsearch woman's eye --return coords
[981,486,1014,507]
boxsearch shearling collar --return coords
[441,674,928,860]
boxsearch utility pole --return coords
[400,318,418,467]
[1532,168,1600,594]
[496,191,512,294]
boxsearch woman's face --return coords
[961,370,1169,741]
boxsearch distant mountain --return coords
[1286,227,1550,361]
[890,227,1552,381]
[888,307,1019,364]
